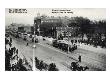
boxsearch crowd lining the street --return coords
[5,32,91,71]
[5,35,32,71]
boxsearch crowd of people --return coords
[35,56,89,71]
[70,62,89,71]
[5,35,32,71]
[35,57,59,71]
[5,31,90,71]
[70,37,106,48]
[52,40,77,53]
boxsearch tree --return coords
[68,17,91,39]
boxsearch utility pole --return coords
[33,24,36,71]
[67,25,69,54]
[37,25,40,36]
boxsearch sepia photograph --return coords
[5,8,106,71]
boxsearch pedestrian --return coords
[9,42,12,47]
[78,55,81,62]
[39,61,44,71]
[10,37,12,43]
[71,40,74,44]
[10,48,14,56]
[26,43,28,46]
[11,64,15,71]
[9,48,11,52]
[48,63,56,71]
[13,47,16,54]
[35,57,39,68]
[16,49,18,54]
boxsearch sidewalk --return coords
[77,43,106,54]
[6,36,33,71]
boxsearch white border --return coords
[0,0,110,82]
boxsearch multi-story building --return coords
[34,13,73,39]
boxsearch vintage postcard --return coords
[5,8,106,71]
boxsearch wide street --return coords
[9,36,106,71]
[7,36,34,68]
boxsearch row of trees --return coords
[68,17,106,37]
[68,17,106,47]
[39,16,106,47]
[39,16,106,38]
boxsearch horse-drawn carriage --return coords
[70,62,89,71]
[52,40,77,52]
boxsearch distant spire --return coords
[37,13,40,17]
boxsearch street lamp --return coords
[37,28,40,36]
[32,24,36,71]
[37,25,40,36]
[33,25,36,48]
[56,27,58,40]
[66,25,70,54]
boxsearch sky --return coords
[5,8,106,25]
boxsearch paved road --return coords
[37,39,106,71]
[9,37,106,71]
[34,43,73,71]
[9,36,34,67]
